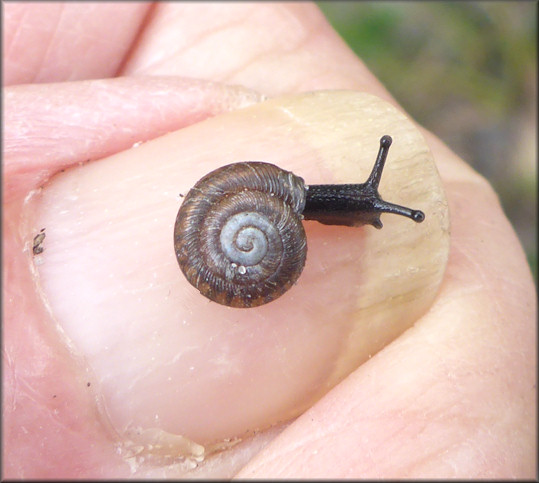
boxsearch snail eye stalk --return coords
[302,135,425,228]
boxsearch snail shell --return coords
[174,162,308,308]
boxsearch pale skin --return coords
[3,2,536,479]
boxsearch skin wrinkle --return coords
[4,6,26,65]
[458,247,506,322]
[221,29,313,90]
[274,2,322,31]
[3,349,18,413]
[228,29,359,95]
[302,29,384,94]
[219,8,317,86]
[381,431,440,477]
[51,13,114,54]
[114,3,157,77]
[423,346,527,472]
[328,384,474,476]
[404,442,461,477]
[130,7,254,74]
[4,4,153,86]
[34,5,64,83]
[179,9,256,63]
[445,181,529,324]
[123,3,345,97]
[426,424,506,477]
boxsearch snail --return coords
[174,135,425,308]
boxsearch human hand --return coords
[3,3,536,478]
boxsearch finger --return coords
[121,2,390,99]
[4,77,263,202]
[12,91,448,477]
[3,2,152,85]
[237,176,537,478]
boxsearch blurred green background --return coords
[318,1,537,281]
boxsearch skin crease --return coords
[2,2,536,479]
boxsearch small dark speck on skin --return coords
[33,228,46,255]
[179,193,184,198]
[52,395,57,398]
[87,382,91,387]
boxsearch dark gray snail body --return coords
[174,135,425,308]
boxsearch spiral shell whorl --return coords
[174,162,307,308]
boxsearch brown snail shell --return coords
[174,162,308,308]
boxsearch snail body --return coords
[174,135,424,308]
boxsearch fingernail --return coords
[29,91,449,462]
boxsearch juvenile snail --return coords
[174,135,424,308]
